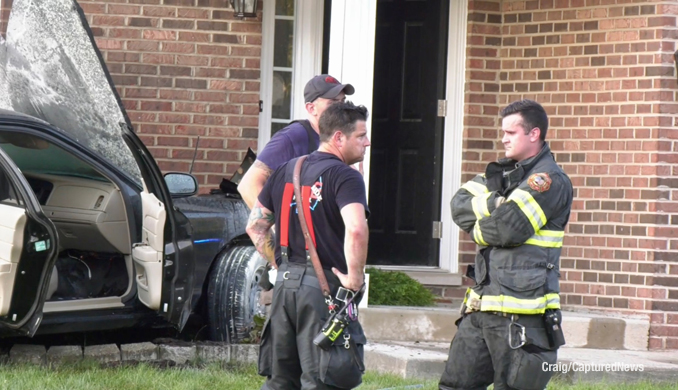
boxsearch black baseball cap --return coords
[304,74,355,103]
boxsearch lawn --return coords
[0,361,674,390]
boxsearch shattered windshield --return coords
[0,0,142,185]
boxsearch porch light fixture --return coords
[230,0,258,19]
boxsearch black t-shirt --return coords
[258,152,370,274]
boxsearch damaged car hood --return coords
[0,0,141,183]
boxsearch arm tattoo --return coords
[246,203,276,265]
[253,160,273,179]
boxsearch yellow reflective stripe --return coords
[461,180,488,197]
[545,293,561,310]
[472,222,487,246]
[525,230,564,248]
[508,189,547,231]
[463,287,480,304]
[471,192,492,219]
[480,293,560,314]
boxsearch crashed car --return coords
[0,0,266,342]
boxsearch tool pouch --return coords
[318,320,366,389]
[506,327,557,390]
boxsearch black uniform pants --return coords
[439,311,557,390]
[259,262,362,390]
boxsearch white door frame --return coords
[438,0,469,275]
[327,0,378,195]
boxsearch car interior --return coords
[0,131,166,314]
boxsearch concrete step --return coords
[359,306,650,350]
[364,341,678,383]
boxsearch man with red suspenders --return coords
[246,101,371,390]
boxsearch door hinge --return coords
[259,100,263,113]
[437,100,447,117]
[432,221,443,239]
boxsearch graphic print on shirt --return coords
[291,176,323,213]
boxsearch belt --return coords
[485,311,544,327]
[276,271,321,290]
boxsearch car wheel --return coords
[207,245,269,343]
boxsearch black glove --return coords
[485,158,515,193]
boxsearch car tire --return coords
[207,245,269,343]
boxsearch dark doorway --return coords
[368,0,449,267]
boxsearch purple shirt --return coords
[257,121,320,171]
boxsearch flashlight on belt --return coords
[313,312,349,351]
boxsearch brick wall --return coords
[458,0,678,350]
[77,0,262,192]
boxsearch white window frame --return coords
[258,0,324,153]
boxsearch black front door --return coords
[368,0,448,267]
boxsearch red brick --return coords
[160,90,192,100]
[178,8,210,19]
[95,39,124,50]
[161,42,195,53]
[157,160,191,172]
[140,101,173,111]
[178,32,211,42]
[172,149,205,160]
[208,127,241,137]
[108,4,141,14]
[143,30,177,40]
[227,138,258,150]
[175,126,208,136]
[157,136,189,147]
[142,53,176,64]
[127,40,160,51]
[143,6,177,17]
[92,15,126,26]
[176,55,209,66]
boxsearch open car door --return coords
[121,126,196,330]
[0,146,58,337]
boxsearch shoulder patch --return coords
[527,173,552,193]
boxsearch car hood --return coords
[0,0,141,183]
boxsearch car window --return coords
[0,132,108,183]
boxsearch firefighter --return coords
[439,99,573,390]
[246,101,370,389]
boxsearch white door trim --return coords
[439,0,469,274]
[327,0,378,195]
[257,0,275,153]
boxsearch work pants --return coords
[439,311,556,390]
[259,262,363,390]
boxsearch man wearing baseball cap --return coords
[238,74,355,211]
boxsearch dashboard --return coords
[24,173,132,254]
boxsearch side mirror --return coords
[164,173,198,197]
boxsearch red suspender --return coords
[300,185,317,248]
[279,183,295,248]
[279,167,317,256]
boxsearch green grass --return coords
[0,361,673,390]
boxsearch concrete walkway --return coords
[365,341,678,382]
[359,306,650,350]
[358,306,678,382]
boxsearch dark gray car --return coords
[0,0,265,343]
